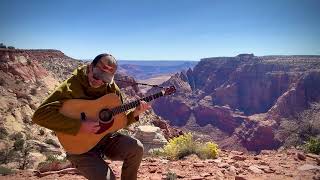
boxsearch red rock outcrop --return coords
[0,49,50,82]
[150,54,320,151]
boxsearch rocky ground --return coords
[1,149,320,180]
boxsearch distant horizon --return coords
[2,46,320,61]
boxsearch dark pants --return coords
[66,133,144,180]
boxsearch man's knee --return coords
[128,138,144,157]
[135,139,144,156]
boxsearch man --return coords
[32,53,150,180]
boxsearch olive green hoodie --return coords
[32,65,138,135]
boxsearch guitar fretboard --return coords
[111,91,163,115]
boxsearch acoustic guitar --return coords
[56,86,176,154]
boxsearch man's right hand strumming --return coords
[79,120,100,134]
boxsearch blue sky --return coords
[1,0,319,60]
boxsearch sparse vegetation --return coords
[0,78,5,86]
[161,133,219,160]
[10,132,24,141]
[0,166,15,176]
[14,139,25,151]
[165,171,177,180]
[0,148,19,164]
[38,154,67,169]
[45,138,60,148]
[0,43,6,48]
[276,102,320,149]
[18,143,33,170]
[0,127,9,139]
[30,88,37,95]
[305,137,320,155]
[39,129,45,136]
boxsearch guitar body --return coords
[56,93,127,154]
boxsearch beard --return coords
[92,67,114,84]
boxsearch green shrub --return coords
[30,88,37,95]
[14,139,25,151]
[18,143,33,170]
[0,166,15,176]
[163,133,195,160]
[38,154,67,168]
[305,137,320,154]
[0,148,18,164]
[0,78,5,86]
[0,127,8,139]
[165,171,177,180]
[39,129,45,136]
[10,132,24,140]
[45,139,60,148]
[196,142,219,159]
[162,133,219,160]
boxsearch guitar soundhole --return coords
[99,109,113,124]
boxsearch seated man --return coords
[32,53,150,180]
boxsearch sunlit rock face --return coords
[150,54,320,151]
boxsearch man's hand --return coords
[133,101,151,117]
[79,120,100,134]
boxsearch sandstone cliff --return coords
[151,54,320,151]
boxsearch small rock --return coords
[306,153,320,159]
[190,176,202,180]
[253,156,260,160]
[200,172,211,177]
[258,161,269,166]
[160,159,169,164]
[175,170,185,178]
[297,152,306,161]
[298,164,320,171]
[216,170,224,177]
[213,158,222,163]
[231,150,244,155]
[248,165,263,174]
[148,167,157,173]
[235,176,248,180]
[260,150,272,155]
[228,165,237,174]
[218,163,230,168]
[232,155,246,161]
[193,162,205,167]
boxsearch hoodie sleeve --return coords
[32,69,85,135]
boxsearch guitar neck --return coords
[111,91,164,115]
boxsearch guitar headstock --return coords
[164,86,176,96]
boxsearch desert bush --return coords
[196,142,219,159]
[10,132,24,141]
[162,133,219,160]
[165,171,177,180]
[39,129,45,136]
[0,78,5,86]
[0,148,19,164]
[14,139,25,151]
[305,137,320,155]
[0,43,6,48]
[0,127,8,139]
[30,88,37,95]
[45,138,60,148]
[38,154,67,168]
[163,133,195,160]
[0,166,15,176]
[18,143,34,170]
